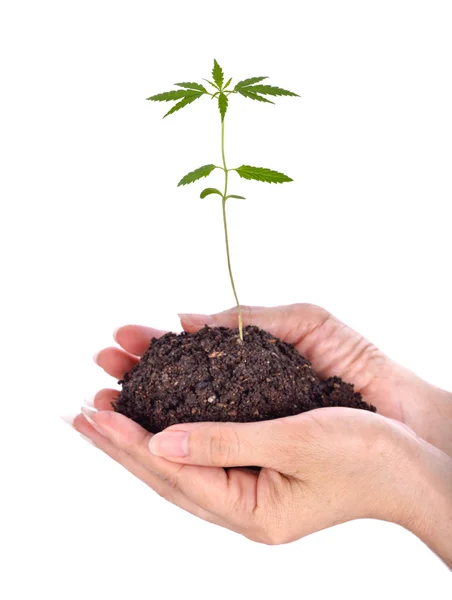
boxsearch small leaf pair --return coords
[200,188,245,200]
[177,165,292,188]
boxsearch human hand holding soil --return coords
[91,303,452,456]
[73,304,452,567]
[178,304,452,457]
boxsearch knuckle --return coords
[240,305,255,318]
[223,304,254,318]
[129,431,152,455]
[208,428,240,466]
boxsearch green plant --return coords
[147,60,299,340]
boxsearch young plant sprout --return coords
[114,67,374,432]
[147,60,299,340]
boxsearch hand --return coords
[74,304,452,564]
[91,303,452,456]
[73,402,452,567]
[180,305,452,456]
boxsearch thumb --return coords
[148,418,307,470]
[179,303,330,346]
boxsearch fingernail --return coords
[178,313,214,327]
[81,407,107,437]
[84,394,96,407]
[60,414,77,428]
[149,431,189,457]
[93,351,99,364]
[113,327,121,341]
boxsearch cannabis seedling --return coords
[147,60,299,340]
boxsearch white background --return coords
[1,0,451,598]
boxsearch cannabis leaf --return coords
[225,194,246,200]
[236,88,274,104]
[244,84,299,97]
[200,188,223,198]
[178,164,217,186]
[223,77,232,90]
[235,165,293,183]
[203,78,220,90]
[212,59,224,89]
[218,93,228,121]
[147,89,202,102]
[234,76,268,89]
[163,93,203,118]
[174,82,207,93]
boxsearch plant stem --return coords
[221,118,243,340]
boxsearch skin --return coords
[72,304,452,567]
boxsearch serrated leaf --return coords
[147,90,200,102]
[223,77,232,89]
[200,187,223,199]
[218,93,228,121]
[178,164,217,187]
[163,93,203,118]
[174,82,207,93]
[212,59,224,89]
[234,76,268,89]
[245,84,299,97]
[235,165,293,184]
[203,78,220,90]
[237,89,274,104]
[225,194,246,200]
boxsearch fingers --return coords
[73,414,230,529]
[95,347,138,379]
[148,417,311,473]
[179,304,330,348]
[94,326,166,381]
[114,325,167,357]
[89,389,119,411]
[77,409,259,522]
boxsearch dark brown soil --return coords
[113,325,376,433]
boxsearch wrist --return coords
[422,385,452,457]
[408,379,452,457]
[396,434,452,568]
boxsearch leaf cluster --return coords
[147,60,299,120]
[148,60,298,196]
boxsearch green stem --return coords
[221,118,243,340]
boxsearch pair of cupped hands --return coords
[72,304,452,566]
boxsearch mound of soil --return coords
[113,325,375,433]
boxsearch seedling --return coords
[114,70,375,432]
[147,59,299,340]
